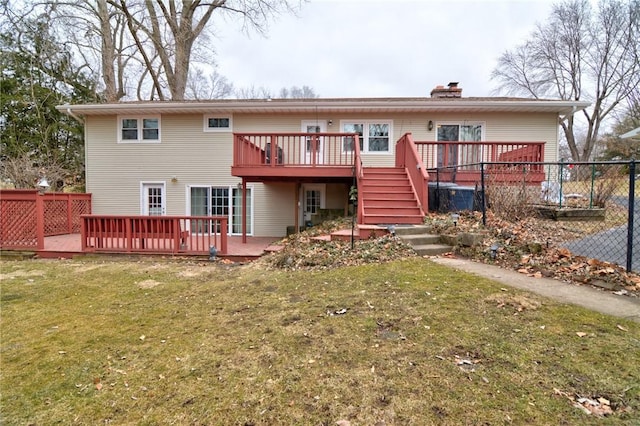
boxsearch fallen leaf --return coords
[616,325,628,332]
[598,397,610,406]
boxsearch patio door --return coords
[141,183,165,215]
[301,120,326,165]
[188,186,252,235]
[437,123,482,168]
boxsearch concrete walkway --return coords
[431,257,640,323]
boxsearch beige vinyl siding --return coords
[85,110,559,237]
[253,183,296,237]
[85,115,242,222]
[232,112,559,163]
[396,112,559,161]
[325,184,348,210]
[253,183,348,236]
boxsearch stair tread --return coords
[410,244,454,256]
[360,167,424,225]
[399,233,441,240]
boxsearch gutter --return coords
[56,99,592,116]
[620,127,640,139]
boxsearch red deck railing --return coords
[0,190,92,250]
[414,141,545,169]
[414,141,545,185]
[233,133,360,168]
[81,215,228,255]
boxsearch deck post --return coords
[125,218,133,252]
[294,183,300,234]
[65,194,73,234]
[35,192,45,250]
[242,179,247,243]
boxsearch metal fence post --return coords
[559,158,564,209]
[589,164,596,209]
[480,162,486,226]
[626,160,636,272]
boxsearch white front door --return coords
[301,120,327,165]
[141,183,165,215]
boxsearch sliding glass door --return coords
[189,186,252,235]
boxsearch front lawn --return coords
[1,258,638,424]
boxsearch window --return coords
[436,123,483,167]
[303,184,325,217]
[342,121,392,153]
[189,185,252,235]
[305,190,321,214]
[204,115,233,132]
[119,116,160,142]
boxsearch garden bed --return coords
[533,205,605,221]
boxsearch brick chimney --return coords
[430,82,462,98]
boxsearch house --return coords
[57,83,589,242]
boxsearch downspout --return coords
[65,105,84,124]
[65,105,88,193]
[557,105,577,160]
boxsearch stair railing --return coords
[395,133,429,213]
[353,134,365,224]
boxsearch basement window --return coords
[204,115,233,132]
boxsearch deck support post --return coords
[242,179,247,243]
[35,193,45,250]
[294,183,300,234]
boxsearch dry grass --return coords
[1,258,639,425]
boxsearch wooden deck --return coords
[38,233,283,261]
[34,225,391,261]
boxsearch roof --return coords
[620,127,640,139]
[57,97,591,116]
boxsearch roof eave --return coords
[56,99,591,116]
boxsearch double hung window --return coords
[342,121,392,153]
[119,117,160,142]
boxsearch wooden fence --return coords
[0,190,92,250]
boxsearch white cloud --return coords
[213,0,556,98]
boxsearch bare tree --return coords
[0,153,74,190]
[8,0,301,101]
[235,85,273,99]
[13,0,136,101]
[110,0,300,101]
[599,88,640,160]
[492,0,640,161]
[186,67,234,99]
[279,85,318,98]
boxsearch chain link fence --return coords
[428,160,638,272]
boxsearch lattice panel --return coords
[44,200,68,236]
[0,200,37,248]
[71,199,91,233]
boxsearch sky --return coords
[211,0,559,98]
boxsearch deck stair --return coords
[360,167,424,225]
[393,225,453,256]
